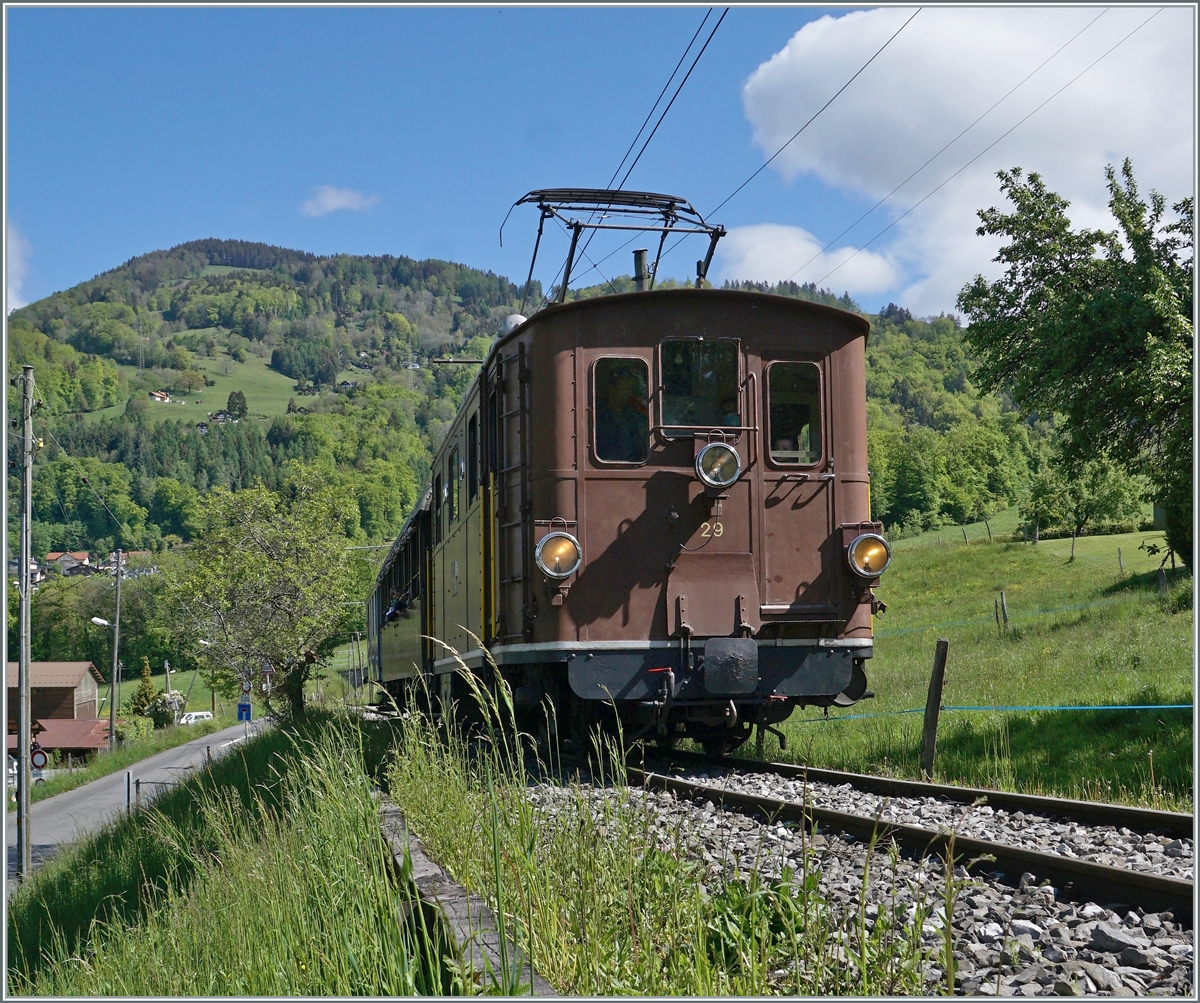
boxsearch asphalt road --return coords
[6,721,266,883]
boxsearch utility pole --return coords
[16,365,34,877]
[108,550,122,750]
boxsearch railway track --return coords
[627,752,1194,919]
[645,748,1194,838]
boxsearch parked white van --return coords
[179,711,214,726]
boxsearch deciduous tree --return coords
[958,161,1193,566]
[165,465,354,717]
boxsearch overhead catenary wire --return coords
[809,6,1164,290]
[782,6,1110,285]
[651,7,919,278]
[709,6,920,220]
[616,8,728,193]
[607,8,715,192]
[535,9,729,307]
[565,8,716,291]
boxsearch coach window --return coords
[660,338,740,434]
[447,448,459,523]
[467,414,479,504]
[594,358,649,463]
[766,362,822,465]
[433,474,443,543]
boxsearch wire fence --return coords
[795,702,1193,724]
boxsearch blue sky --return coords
[5,6,1193,316]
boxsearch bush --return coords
[114,716,153,744]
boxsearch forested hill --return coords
[7,237,1059,559]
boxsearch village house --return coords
[149,390,171,402]
[44,551,91,574]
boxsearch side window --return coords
[447,448,459,523]
[593,357,649,463]
[467,414,479,504]
[433,474,443,544]
[766,363,822,465]
[661,338,740,433]
[487,389,500,474]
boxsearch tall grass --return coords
[8,714,453,996]
[387,661,942,995]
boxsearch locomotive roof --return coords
[487,287,871,367]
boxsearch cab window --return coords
[593,357,649,463]
[766,362,821,464]
[447,448,459,522]
[661,338,739,433]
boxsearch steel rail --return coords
[645,748,1194,839]
[626,766,1194,918]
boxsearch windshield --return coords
[660,338,739,432]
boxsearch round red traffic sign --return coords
[241,680,252,694]
[30,749,48,769]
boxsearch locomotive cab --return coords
[371,190,889,756]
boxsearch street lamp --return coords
[91,617,119,749]
[197,639,215,715]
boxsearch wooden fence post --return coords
[985,519,993,541]
[995,598,1002,632]
[962,526,969,544]
[1118,547,1124,575]
[1000,591,1009,628]
[920,639,949,780]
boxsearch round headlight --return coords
[535,532,582,579]
[695,442,741,489]
[847,533,891,578]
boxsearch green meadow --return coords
[766,519,1193,809]
[83,344,300,426]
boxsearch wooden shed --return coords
[6,661,104,728]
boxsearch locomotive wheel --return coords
[698,725,752,758]
[832,661,871,707]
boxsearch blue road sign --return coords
[237,702,252,722]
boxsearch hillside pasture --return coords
[766,527,1193,808]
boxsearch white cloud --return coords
[6,223,31,313]
[299,185,380,217]
[740,7,1194,313]
[715,222,896,294]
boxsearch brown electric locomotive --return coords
[369,190,890,754]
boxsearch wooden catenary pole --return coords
[920,639,949,780]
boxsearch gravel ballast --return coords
[527,776,1194,997]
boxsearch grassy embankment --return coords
[8,714,457,996]
[769,511,1193,809]
[13,692,955,996]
